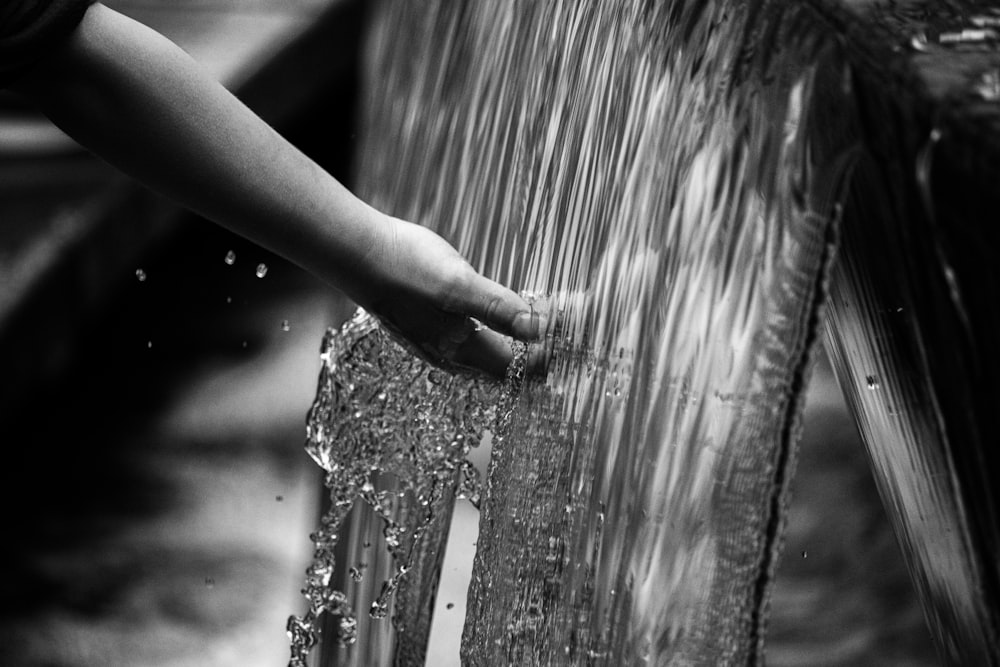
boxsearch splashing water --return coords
[287,309,527,666]
[282,0,1000,663]
[350,1,857,663]
[284,0,877,664]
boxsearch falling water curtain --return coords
[812,1,1000,664]
[296,0,1000,664]
[320,1,860,664]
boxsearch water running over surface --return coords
[354,2,855,663]
[292,0,861,664]
[285,1,1000,664]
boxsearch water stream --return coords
[286,310,528,666]
[290,1,861,664]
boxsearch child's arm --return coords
[11,3,537,376]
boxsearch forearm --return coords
[14,3,381,295]
[11,3,539,376]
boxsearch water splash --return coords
[287,309,527,666]
[353,1,854,663]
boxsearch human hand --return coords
[349,216,543,378]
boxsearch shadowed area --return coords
[0,219,351,666]
[0,1,362,664]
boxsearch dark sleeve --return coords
[0,0,97,86]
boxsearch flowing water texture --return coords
[287,310,528,666]
[817,2,1000,662]
[296,0,862,664]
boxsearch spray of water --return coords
[286,310,527,666]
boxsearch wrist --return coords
[322,208,398,308]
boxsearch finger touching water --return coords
[448,272,544,343]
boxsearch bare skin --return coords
[11,3,540,377]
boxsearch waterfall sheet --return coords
[296,1,861,665]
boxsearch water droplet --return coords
[224,250,236,265]
[286,615,317,648]
[307,562,334,588]
[241,341,247,348]
[974,69,1000,102]
[370,600,388,619]
[226,296,232,304]
[801,550,807,559]
[338,614,357,641]
[281,319,291,332]
[909,32,930,52]
[866,375,879,390]
[446,602,455,610]
[135,268,146,282]
[205,577,215,588]
[276,495,284,502]
[384,525,402,549]
[255,263,268,278]
[147,340,153,349]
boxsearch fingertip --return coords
[512,310,545,341]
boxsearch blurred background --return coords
[0,1,357,665]
[0,1,940,665]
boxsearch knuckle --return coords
[439,260,472,312]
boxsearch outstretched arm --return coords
[12,3,538,376]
